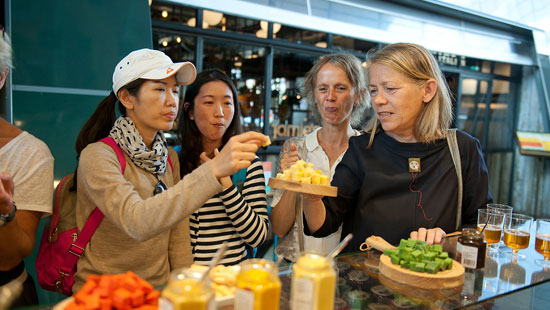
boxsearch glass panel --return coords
[206,11,262,36]
[150,1,195,24]
[494,62,512,77]
[462,57,483,72]
[457,78,489,141]
[487,80,512,150]
[203,39,266,133]
[276,25,327,46]
[332,36,378,54]
[482,60,491,73]
[153,32,196,63]
[270,50,320,146]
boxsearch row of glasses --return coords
[476,204,550,265]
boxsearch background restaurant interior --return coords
[2,0,550,305]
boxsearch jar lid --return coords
[461,228,485,241]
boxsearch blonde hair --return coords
[365,43,453,147]
[0,31,13,73]
[303,53,369,127]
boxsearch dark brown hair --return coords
[176,69,241,176]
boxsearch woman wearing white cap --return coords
[73,49,268,292]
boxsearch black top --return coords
[307,130,493,252]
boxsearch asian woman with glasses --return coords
[175,69,269,266]
[72,49,268,293]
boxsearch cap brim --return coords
[141,62,197,85]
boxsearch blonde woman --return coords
[302,43,492,252]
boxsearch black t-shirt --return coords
[309,130,493,252]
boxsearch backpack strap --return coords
[99,137,126,174]
[60,207,104,276]
[446,129,463,230]
[62,137,127,268]
[48,173,74,240]
[167,155,173,172]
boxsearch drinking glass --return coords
[477,209,505,253]
[503,214,533,261]
[487,204,513,250]
[535,219,550,267]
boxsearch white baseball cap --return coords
[112,48,197,98]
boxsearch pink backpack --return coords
[35,137,173,295]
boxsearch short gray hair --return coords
[303,53,369,127]
[0,32,13,73]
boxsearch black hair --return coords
[72,79,146,190]
[176,69,242,176]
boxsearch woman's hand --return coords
[201,150,233,188]
[0,172,15,214]
[280,143,300,171]
[210,131,268,179]
[410,227,446,245]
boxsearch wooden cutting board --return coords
[268,178,337,197]
[379,251,465,289]
[363,235,464,289]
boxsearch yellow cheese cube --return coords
[319,175,329,185]
[315,169,322,175]
[306,162,313,168]
[276,173,285,179]
[311,174,321,185]
[296,160,306,169]
[300,177,311,184]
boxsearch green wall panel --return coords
[9,0,154,305]
[12,0,153,90]
[12,91,103,179]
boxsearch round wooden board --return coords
[268,178,337,197]
[379,255,464,289]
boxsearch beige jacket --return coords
[74,142,222,292]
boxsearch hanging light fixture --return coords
[204,10,223,26]
[256,29,268,39]
[161,10,168,18]
[260,21,282,34]
[187,17,208,28]
[315,41,328,48]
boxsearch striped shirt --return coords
[190,158,269,265]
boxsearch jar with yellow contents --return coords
[291,253,337,310]
[159,268,215,310]
[234,259,281,310]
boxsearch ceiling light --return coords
[204,10,223,26]
[260,21,281,34]
[161,10,168,18]
[256,29,267,39]
[176,37,182,43]
[315,41,328,48]
[187,17,208,28]
[162,40,168,47]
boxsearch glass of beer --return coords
[487,204,513,250]
[477,209,505,252]
[503,214,533,261]
[535,219,550,267]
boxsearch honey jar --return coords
[456,228,486,269]
[235,259,281,310]
[160,268,215,310]
[291,253,337,310]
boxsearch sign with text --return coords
[271,123,319,140]
[515,131,550,157]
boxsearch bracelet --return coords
[0,201,17,227]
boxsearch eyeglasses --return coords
[154,178,167,196]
